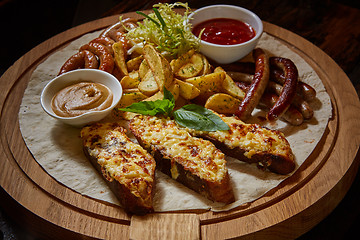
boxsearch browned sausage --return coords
[236,76,313,120]
[58,51,85,75]
[83,50,99,69]
[235,80,306,125]
[267,57,298,121]
[122,18,138,30]
[89,37,115,55]
[100,22,123,41]
[266,81,313,119]
[270,68,316,102]
[80,42,114,73]
[228,62,317,102]
[100,18,137,47]
[227,71,253,83]
[235,48,270,120]
[58,50,99,75]
[300,81,317,101]
[260,93,304,126]
[234,81,250,91]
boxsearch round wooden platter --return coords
[1,12,360,239]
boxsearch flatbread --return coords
[18,31,332,212]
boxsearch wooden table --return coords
[0,0,359,239]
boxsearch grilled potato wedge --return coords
[143,44,173,91]
[185,71,225,94]
[113,41,129,76]
[175,79,200,100]
[138,70,159,96]
[176,52,204,79]
[205,93,241,114]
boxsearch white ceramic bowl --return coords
[41,69,122,127]
[189,5,263,64]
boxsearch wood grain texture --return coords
[130,214,200,239]
[0,12,359,240]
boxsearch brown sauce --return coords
[51,82,113,117]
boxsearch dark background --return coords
[1,0,359,239]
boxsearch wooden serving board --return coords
[1,12,360,240]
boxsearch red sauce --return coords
[192,18,256,45]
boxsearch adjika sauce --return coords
[192,18,255,45]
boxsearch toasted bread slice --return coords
[80,122,156,215]
[186,114,295,174]
[129,115,235,204]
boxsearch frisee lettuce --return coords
[125,2,200,58]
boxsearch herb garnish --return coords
[120,88,229,131]
[126,3,200,58]
[173,104,230,131]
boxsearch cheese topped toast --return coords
[129,115,235,204]
[81,122,156,214]
[186,115,295,174]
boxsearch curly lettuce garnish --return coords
[125,2,200,58]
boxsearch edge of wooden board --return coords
[0,16,359,239]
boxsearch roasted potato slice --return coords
[117,89,148,108]
[185,71,225,94]
[126,55,144,72]
[214,67,246,100]
[168,82,180,101]
[129,70,139,80]
[139,59,150,80]
[143,44,173,90]
[112,41,129,76]
[138,70,159,96]
[170,49,195,73]
[205,93,241,114]
[120,75,140,89]
[175,79,200,100]
[143,91,164,102]
[199,54,212,75]
[176,52,204,79]
[142,83,180,102]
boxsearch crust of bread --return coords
[83,147,154,215]
[186,114,295,175]
[81,122,155,215]
[130,116,235,204]
[197,134,295,175]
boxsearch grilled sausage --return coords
[80,42,114,73]
[89,37,115,55]
[235,48,270,120]
[260,92,304,126]
[267,57,298,121]
[266,81,313,119]
[58,50,99,75]
[270,68,316,101]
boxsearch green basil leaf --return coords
[119,87,175,116]
[119,101,161,115]
[156,99,173,114]
[119,99,171,116]
[163,87,175,107]
[173,104,230,131]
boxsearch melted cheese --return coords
[81,122,155,198]
[130,115,228,182]
[188,115,293,160]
